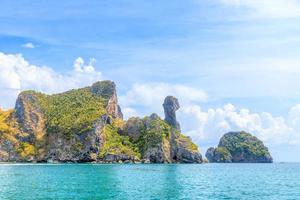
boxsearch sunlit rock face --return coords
[90,81,123,119]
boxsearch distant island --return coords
[0,80,272,164]
[206,131,273,163]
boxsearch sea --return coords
[0,163,299,200]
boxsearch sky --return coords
[1,0,300,161]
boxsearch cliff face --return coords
[0,81,128,163]
[0,109,20,162]
[205,131,273,163]
[0,81,202,163]
[163,96,180,131]
[122,97,203,163]
[90,81,123,119]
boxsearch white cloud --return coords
[179,103,300,161]
[219,0,300,18]
[21,42,35,49]
[119,81,300,156]
[119,82,208,118]
[179,104,300,147]
[2,52,300,160]
[73,57,96,73]
[122,107,139,118]
[119,82,300,146]
[0,52,102,108]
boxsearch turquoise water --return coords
[0,164,299,200]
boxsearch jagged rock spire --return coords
[90,80,123,119]
[163,96,180,131]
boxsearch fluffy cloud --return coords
[219,0,300,18]
[73,57,96,73]
[119,83,208,118]
[2,52,300,158]
[0,52,102,108]
[120,82,300,148]
[179,104,300,146]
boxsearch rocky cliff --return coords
[122,108,202,163]
[205,131,273,163]
[0,109,19,162]
[0,81,202,163]
[163,96,181,131]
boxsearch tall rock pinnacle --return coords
[90,80,123,119]
[163,96,180,131]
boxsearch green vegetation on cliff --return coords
[123,114,200,162]
[0,109,17,141]
[213,147,231,162]
[17,142,36,159]
[0,109,18,157]
[1,81,202,163]
[99,122,140,159]
[206,131,273,163]
[136,116,171,155]
[90,81,116,103]
[22,88,107,138]
[219,131,270,158]
[0,109,35,160]
[177,133,199,152]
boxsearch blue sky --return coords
[1,0,300,161]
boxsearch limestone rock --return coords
[163,96,180,131]
[0,82,203,164]
[90,81,123,119]
[3,81,126,163]
[0,109,19,162]
[14,92,47,161]
[0,140,18,162]
[123,97,203,163]
[206,131,273,163]
[15,92,46,145]
[123,117,144,142]
[101,153,137,163]
[170,131,202,163]
[45,115,108,162]
[205,147,215,163]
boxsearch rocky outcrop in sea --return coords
[0,81,203,163]
[205,131,273,163]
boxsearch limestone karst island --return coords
[3,0,300,199]
[0,80,272,164]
